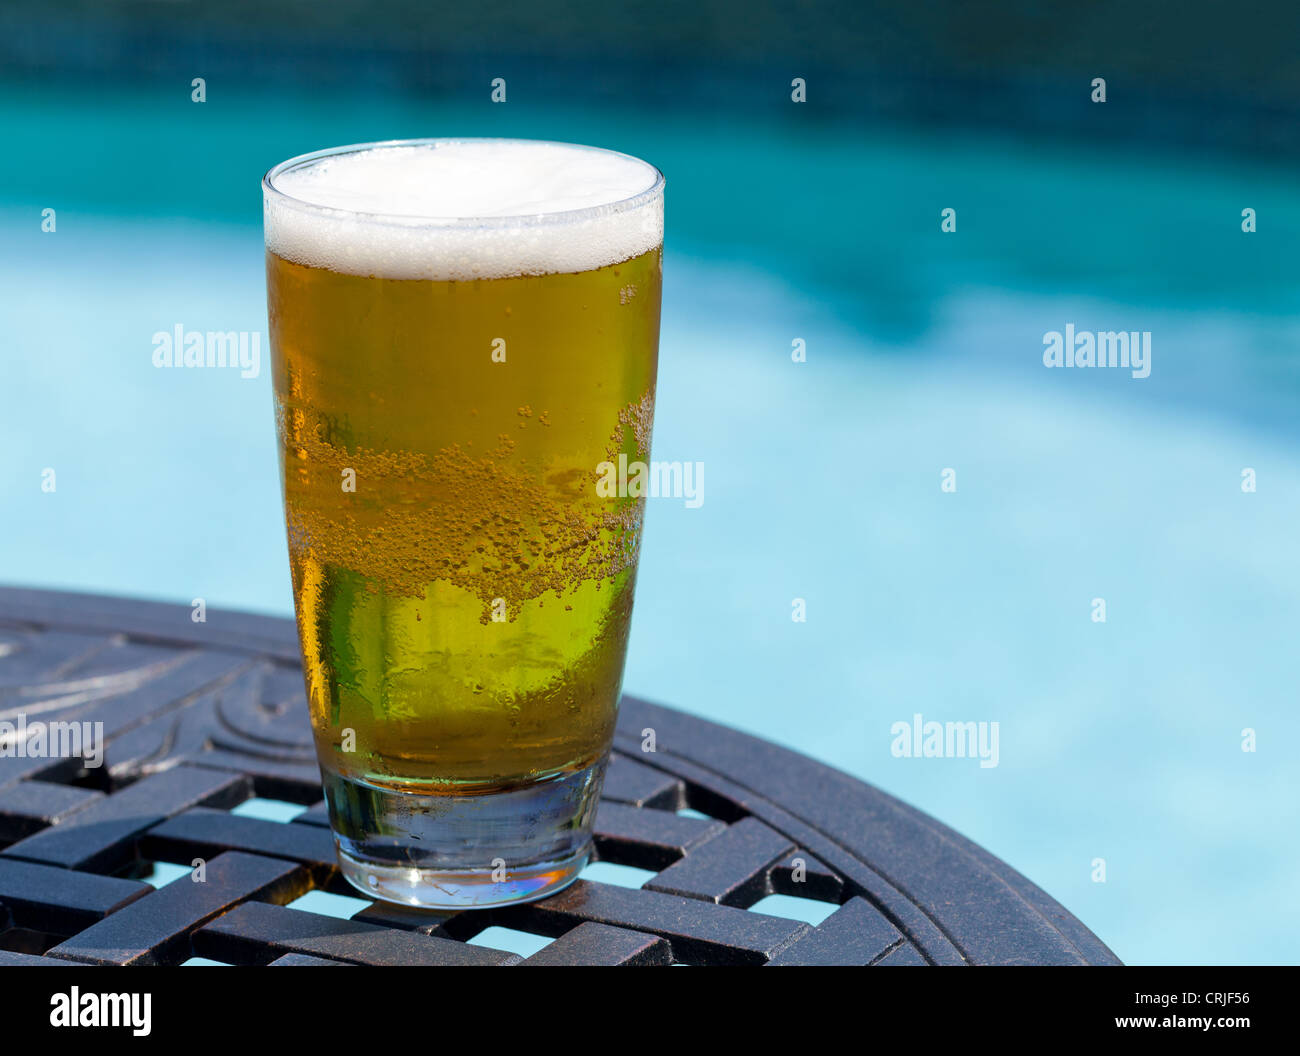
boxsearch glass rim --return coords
[262,137,666,230]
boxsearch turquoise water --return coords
[4,83,1299,965]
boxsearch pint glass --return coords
[262,139,664,908]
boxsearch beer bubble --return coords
[265,139,664,281]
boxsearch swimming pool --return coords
[4,82,1298,965]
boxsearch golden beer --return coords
[263,139,664,906]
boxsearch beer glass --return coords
[262,139,663,908]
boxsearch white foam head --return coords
[263,139,664,281]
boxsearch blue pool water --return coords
[4,83,1299,965]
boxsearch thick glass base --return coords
[321,759,605,910]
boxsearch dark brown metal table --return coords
[0,587,1120,966]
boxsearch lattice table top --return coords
[0,587,1120,966]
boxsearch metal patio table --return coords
[0,587,1120,966]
